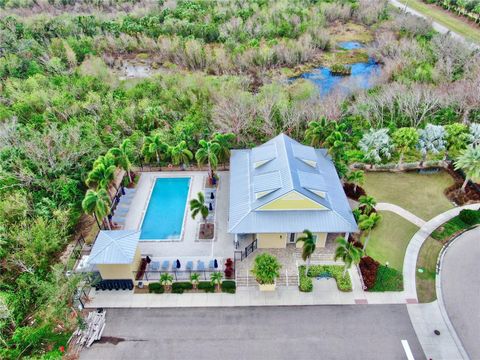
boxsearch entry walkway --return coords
[376,202,426,227]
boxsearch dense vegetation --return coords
[0,0,479,357]
[423,0,480,24]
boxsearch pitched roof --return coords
[88,230,140,265]
[228,133,358,234]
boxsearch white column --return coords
[344,232,350,241]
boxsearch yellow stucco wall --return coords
[257,191,326,211]
[295,232,327,248]
[257,233,287,248]
[97,247,141,280]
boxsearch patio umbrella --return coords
[176,259,181,269]
[210,192,214,200]
[214,259,218,268]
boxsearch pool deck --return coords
[124,171,234,259]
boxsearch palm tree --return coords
[358,195,377,215]
[296,230,317,276]
[210,272,223,292]
[82,189,111,230]
[93,153,117,168]
[86,162,116,193]
[305,118,330,147]
[346,170,365,193]
[392,127,419,168]
[454,145,480,192]
[358,212,382,251]
[169,141,193,167]
[142,133,168,164]
[195,140,220,180]
[334,237,363,278]
[212,132,235,168]
[109,139,134,183]
[190,273,200,290]
[418,124,446,166]
[190,192,209,226]
[160,273,173,292]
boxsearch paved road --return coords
[81,306,424,360]
[441,228,480,359]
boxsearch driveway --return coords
[81,305,424,360]
[441,227,480,359]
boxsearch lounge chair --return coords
[186,261,193,271]
[150,261,160,271]
[197,261,205,271]
[208,260,215,269]
[161,260,169,270]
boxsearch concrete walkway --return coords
[377,202,426,227]
[402,204,479,360]
[389,0,479,48]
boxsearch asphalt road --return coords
[441,228,480,360]
[81,305,424,360]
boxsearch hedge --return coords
[221,280,236,294]
[298,265,352,292]
[172,282,193,294]
[198,281,215,293]
[148,283,165,294]
[458,209,480,226]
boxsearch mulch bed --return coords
[199,223,214,239]
[444,165,480,205]
[343,183,366,200]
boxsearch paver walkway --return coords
[403,203,479,360]
[376,202,426,227]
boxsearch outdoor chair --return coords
[186,261,193,271]
[161,260,169,270]
[208,260,215,269]
[197,261,205,271]
[149,261,160,271]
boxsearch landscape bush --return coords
[299,265,352,292]
[458,209,480,226]
[359,256,380,289]
[171,282,194,294]
[148,283,165,294]
[221,280,236,294]
[197,281,215,293]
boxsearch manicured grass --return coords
[431,215,468,240]
[369,265,404,292]
[400,0,480,44]
[364,211,419,271]
[416,236,443,303]
[363,171,454,220]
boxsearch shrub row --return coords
[298,265,352,292]
[148,281,236,294]
[148,283,164,294]
[221,280,236,294]
[172,282,193,294]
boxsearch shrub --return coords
[458,209,480,226]
[171,282,193,294]
[251,253,281,285]
[369,266,403,292]
[198,281,215,293]
[359,256,380,289]
[221,280,236,294]
[299,275,313,292]
[148,283,165,294]
[299,265,352,292]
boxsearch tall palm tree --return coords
[190,192,209,226]
[142,134,168,164]
[85,162,116,194]
[93,153,117,169]
[195,140,220,180]
[212,132,235,168]
[334,237,363,278]
[454,145,480,192]
[358,212,382,251]
[346,170,365,193]
[169,141,193,167]
[82,189,111,230]
[358,195,377,215]
[109,139,134,183]
[296,229,317,276]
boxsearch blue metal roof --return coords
[228,133,358,234]
[88,230,140,265]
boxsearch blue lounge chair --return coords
[208,260,215,269]
[161,260,169,270]
[150,261,160,271]
[197,261,205,271]
[186,261,193,271]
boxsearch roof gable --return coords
[257,190,327,211]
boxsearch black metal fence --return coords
[234,239,258,261]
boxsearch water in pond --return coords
[291,41,381,96]
[338,41,364,50]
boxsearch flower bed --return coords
[298,265,352,292]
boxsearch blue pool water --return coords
[140,177,190,240]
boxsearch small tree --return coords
[210,272,223,292]
[418,124,446,165]
[334,237,363,278]
[190,192,209,226]
[392,127,419,167]
[358,195,377,215]
[296,230,317,276]
[359,129,393,167]
[346,170,365,193]
[190,273,200,290]
[160,273,173,292]
[251,253,281,285]
[358,212,382,251]
[445,123,469,158]
[454,145,480,192]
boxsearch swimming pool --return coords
[140,177,191,240]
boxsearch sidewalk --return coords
[377,202,426,227]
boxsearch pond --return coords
[291,41,381,96]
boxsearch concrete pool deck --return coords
[124,171,234,259]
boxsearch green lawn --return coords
[363,171,454,220]
[363,211,419,271]
[416,236,443,303]
[401,0,480,44]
